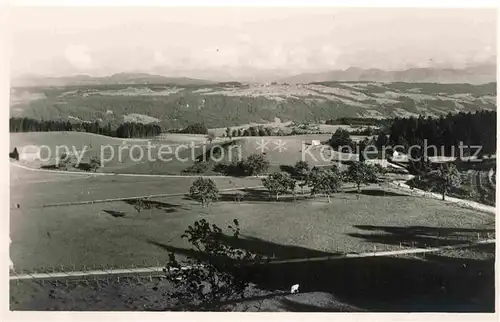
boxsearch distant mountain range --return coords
[11,64,496,87]
[11,72,216,87]
[279,64,496,85]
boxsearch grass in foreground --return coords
[10,243,494,312]
[11,184,494,271]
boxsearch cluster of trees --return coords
[188,160,383,208]
[170,164,465,310]
[325,117,391,127]
[54,154,101,172]
[227,126,275,138]
[179,122,209,135]
[213,153,270,176]
[115,122,162,138]
[328,128,355,151]
[349,127,379,136]
[388,111,496,157]
[9,117,162,139]
[184,153,271,177]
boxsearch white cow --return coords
[290,284,300,294]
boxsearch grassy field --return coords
[11,132,361,175]
[10,243,494,311]
[9,143,496,312]
[10,163,263,207]
[11,164,494,272]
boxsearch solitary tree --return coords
[132,198,154,217]
[262,172,296,201]
[307,167,343,202]
[90,156,101,172]
[189,177,219,207]
[243,153,270,176]
[345,161,379,195]
[435,163,461,200]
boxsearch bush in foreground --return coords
[164,219,266,310]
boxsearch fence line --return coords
[11,161,268,179]
[10,238,494,281]
[41,185,265,207]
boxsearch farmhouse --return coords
[307,139,321,146]
[18,146,39,162]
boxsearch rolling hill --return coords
[279,64,496,85]
[11,73,215,87]
[10,81,496,129]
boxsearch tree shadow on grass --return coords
[102,209,126,218]
[183,187,310,204]
[147,235,338,261]
[123,199,184,213]
[149,231,494,312]
[349,225,495,248]
[40,164,58,170]
[75,162,92,172]
[344,189,409,197]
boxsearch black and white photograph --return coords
[5,3,498,315]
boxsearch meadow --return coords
[10,243,494,311]
[11,132,359,175]
[11,166,494,272]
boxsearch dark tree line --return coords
[9,117,162,139]
[115,122,162,138]
[388,111,496,157]
[325,117,391,127]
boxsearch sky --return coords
[7,7,497,81]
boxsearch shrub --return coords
[243,153,270,176]
[164,219,266,310]
[182,123,208,135]
[293,160,310,178]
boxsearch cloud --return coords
[64,44,92,70]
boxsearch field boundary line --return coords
[10,239,494,281]
[389,181,496,214]
[41,185,265,207]
[10,161,268,179]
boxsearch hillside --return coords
[11,73,215,87]
[10,81,496,129]
[279,64,496,85]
